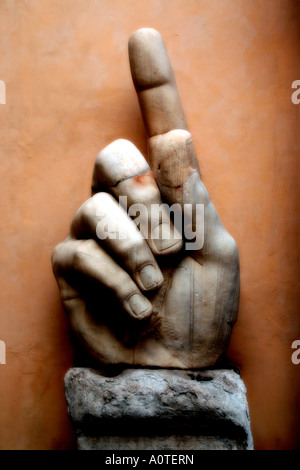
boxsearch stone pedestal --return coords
[64,367,253,450]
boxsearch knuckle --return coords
[198,181,210,204]
[117,278,138,301]
[51,242,66,273]
[83,238,99,251]
[71,197,96,236]
[89,193,115,221]
[72,248,87,270]
[92,192,114,207]
[220,232,238,260]
[127,236,145,255]
[80,198,95,223]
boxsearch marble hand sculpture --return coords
[52,29,240,369]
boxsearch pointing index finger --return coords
[128,28,188,137]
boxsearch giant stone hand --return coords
[52,29,240,369]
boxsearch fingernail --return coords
[138,264,163,290]
[128,293,152,319]
[152,223,183,253]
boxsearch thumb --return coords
[148,129,203,206]
[148,130,208,252]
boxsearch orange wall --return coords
[0,0,299,450]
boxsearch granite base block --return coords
[64,367,253,450]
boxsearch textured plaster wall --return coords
[0,0,299,450]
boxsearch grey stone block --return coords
[64,367,253,450]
